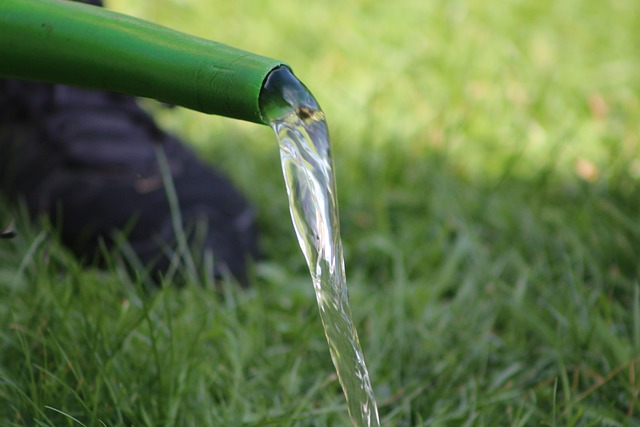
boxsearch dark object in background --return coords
[0,226,16,239]
[0,77,259,282]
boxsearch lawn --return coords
[1,0,640,425]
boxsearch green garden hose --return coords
[0,0,287,124]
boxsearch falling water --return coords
[259,66,380,427]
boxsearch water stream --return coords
[260,66,380,427]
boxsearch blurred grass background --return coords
[1,0,640,425]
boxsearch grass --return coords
[2,0,640,425]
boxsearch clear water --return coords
[260,67,380,427]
